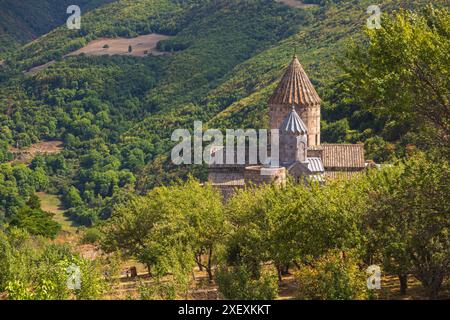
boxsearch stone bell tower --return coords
[268,54,321,146]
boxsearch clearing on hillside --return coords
[9,140,63,163]
[67,33,172,57]
[25,33,172,75]
[36,192,78,235]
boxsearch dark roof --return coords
[268,55,321,106]
[321,144,365,169]
[279,106,308,134]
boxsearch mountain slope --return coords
[0,0,446,220]
[0,0,117,56]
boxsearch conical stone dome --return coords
[269,55,321,106]
[279,106,308,135]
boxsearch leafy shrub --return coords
[0,228,105,299]
[66,206,98,227]
[295,250,369,300]
[10,206,61,239]
[82,228,102,244]
[63,187,83,208]
[216,265,278,300]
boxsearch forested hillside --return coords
[0,0,448,301]
[0,0,446,224]
[0,0,116,56]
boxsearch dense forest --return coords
[0,0,448,300]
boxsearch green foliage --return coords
[1,0,444,225]
[138,281,177,300]
[216,265,278,300]
[295,250,369,300]
[0,0,116,56]
[103,177,222,283]
[27,193,41,209]
[321,118,350,143]
[66,205,98,227]
[343,5,450,151]
[0,141,13,163]
[82,227,103,244]
[10,206,61,239]
[362,153,450,299]
[138,261,192,300]
[224,178,366,279]
[0,227,105,299]
[0,0,448,300]
[63,186,83,208]
[0,163,49,218]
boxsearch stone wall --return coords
[244,166,286,186]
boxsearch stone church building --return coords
[208,55,366,198]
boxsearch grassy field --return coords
[67,34,172,57]
[36,192,78,235]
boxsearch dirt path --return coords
[25,60,56,76]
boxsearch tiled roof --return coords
[321,144,365,169]
[268,55,321,106]
[279,106,308,134]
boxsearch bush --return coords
[66,206,98,227]
[82,228,102,244]
[0,228,105,300]
[295,250,369,300]
[63,187,83,208]
[216,265,278,300]
[10,206,61,239]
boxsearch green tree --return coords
[295,250,369,300]
[363,153,449,298]
[103,177,223,283]
[225,178,366,281]
[63,186,83,208]
[27,193,41,209]
[10,206,61,239]
[343,6,450,150]
[216,265,278,300]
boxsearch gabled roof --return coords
[279,106,308,134]
[321,144,365,169]
[269,55,321,106]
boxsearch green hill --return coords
[0,0,446,223]
[0,0,116,56]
